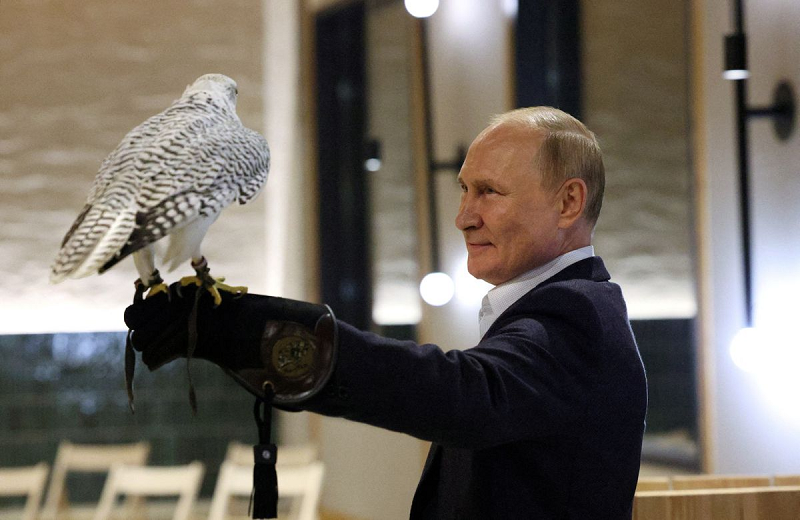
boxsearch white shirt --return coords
[478,246,595,338]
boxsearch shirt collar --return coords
[478,245,595,338]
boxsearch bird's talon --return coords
[209,286,223,307]
[145,283,169,299]
[179,271,246,305]
[179,275,203,288]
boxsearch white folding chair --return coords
[208,460,324,520]
[42,440,150,519]
[92,462,204,520]
[223,442,253,467]
[0,463,49,520]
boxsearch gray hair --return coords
[491,107,605,224]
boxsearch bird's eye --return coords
[234,87,239,96]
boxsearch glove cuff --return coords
[222,304,338,405]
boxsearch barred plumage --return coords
[50,74,270,287]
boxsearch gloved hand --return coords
[124,283,338,405]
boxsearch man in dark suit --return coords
[126,107,647,519]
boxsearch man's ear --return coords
[557,178,587,228]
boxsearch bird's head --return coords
[183,73,239,107]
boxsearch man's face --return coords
[455,124,563,285]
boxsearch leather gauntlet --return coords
[124,283,338,405]
[225,311,338,405]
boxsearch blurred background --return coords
[0,0,798,518]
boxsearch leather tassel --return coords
[251,444,278,519]
[250,394,278,519]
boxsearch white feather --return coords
[162,214,220,272]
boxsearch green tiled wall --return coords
[0,331,270,500]
[631,318,698,436]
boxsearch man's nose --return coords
[456,197,481,231]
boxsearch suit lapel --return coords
[483,257,609,339]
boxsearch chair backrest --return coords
[279,462,325,520]
[671,474,772,490]
[42,440,150,519]
[208,460,324,520]
[224,441,252,466]
[225,442,319,468]
[636,476,671,492]
[91,462,204,520]
[634,486,800,520]
[774,475,800,486]
[0,463,49,520]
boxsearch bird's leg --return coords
[145,270,168,298]
[179,256,247,306]
[133,270,168,303]
[132,248,168,300]
[133,278,148,303]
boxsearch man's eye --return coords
[459,184,467,193]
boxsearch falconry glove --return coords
[124,283,338,406]
[125,283,337,519]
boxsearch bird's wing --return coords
[98,121,268,274]
[53,111,170,260]
[50,103,193,282]
[232,126,270,204]
[85,110,174,205]
[52,95,269,282]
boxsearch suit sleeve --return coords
[299,314,593,450]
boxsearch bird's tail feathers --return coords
[101,190,208,275]
[50,204,137,283]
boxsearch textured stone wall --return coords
[0,0,267,333]
[366,2,421,326]
[583,0,696,318]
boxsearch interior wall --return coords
[367,2,422,327]
[0,1,277,497]
[418,0,511,352]
[302,1,513,518]
[0,0,267,333]
[582,0,696,320]
[696,0,800,473]
[310,4,424,518]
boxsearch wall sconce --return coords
[405,0,439,19]
[724,0,796,363]
[364,139,382,172]
[723,33,748,81]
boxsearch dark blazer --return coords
[303,257,647,519]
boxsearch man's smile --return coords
[466,241,493,253]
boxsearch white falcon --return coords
[50,73,270,304]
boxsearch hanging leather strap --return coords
[250,387,278,519]
[125,330,136,413]
[185,284,204,415]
